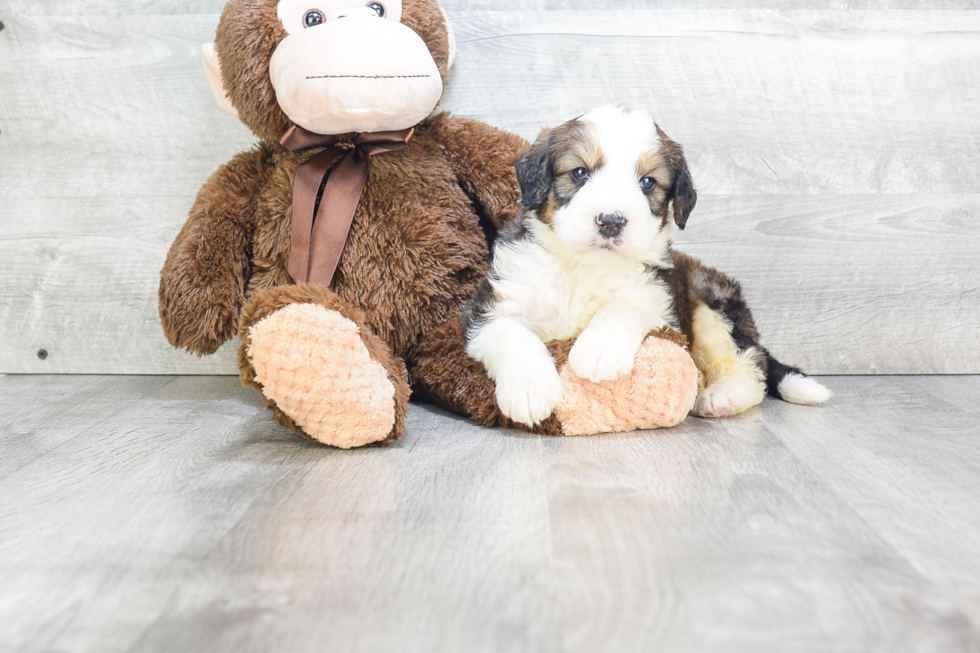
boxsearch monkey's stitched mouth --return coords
[306,74,433,80]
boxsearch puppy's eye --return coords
[304,9,324,27]
[367,2,386,16]
[640,177,656,191]
[571,168,590,182]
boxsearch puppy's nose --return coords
[596,213,627,239]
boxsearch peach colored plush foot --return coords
[554,336,699,436]
[247,303,396,449]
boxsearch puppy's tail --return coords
[764,352,832,406]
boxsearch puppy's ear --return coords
[516,129,554,209]
[656,124,697,229]
[670,156,697,230]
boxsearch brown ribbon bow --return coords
[281,125,415,287]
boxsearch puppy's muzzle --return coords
[596,213,627,239]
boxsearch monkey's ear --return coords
[202,43,238,116]
[439,7,457,71]
[670,156,697,230]
[516,129,554,209]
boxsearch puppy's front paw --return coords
[495,365,563,427]
[569,329,638,383]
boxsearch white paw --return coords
[495,364,564,427]
[693,379,764,418]
[568,329,638,383]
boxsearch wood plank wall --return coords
[1,1,977,374]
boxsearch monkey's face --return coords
[270,0,443,134]
[210,0,455,140]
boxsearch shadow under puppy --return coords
[463,106,831,427]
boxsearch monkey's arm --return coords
[431,113,529,230]
[159,147,269,355]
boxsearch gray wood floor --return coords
[2,375,979,652]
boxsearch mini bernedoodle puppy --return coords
[463,106,831,427]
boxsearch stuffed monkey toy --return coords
[160,0,699,448]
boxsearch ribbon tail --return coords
[306,154,370,287]
[288,149,341,283]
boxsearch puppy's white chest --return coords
[492,242,658,342]
[544,265,634,339]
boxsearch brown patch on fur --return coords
[662,250,700,347]
[238,283,411,445]
[635,150,667,179]
[552,123,604,176]
[636,156,673,201]
[654,126,686,169]
[548,120,598,209]
[633,134,681,227]
[581,130,605,171]
[536,201,556,225]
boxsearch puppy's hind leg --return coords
[686,281,831,416]
[689,303,767,418]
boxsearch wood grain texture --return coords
[8,1,980,13]
[1,8,978,374]
[1,374,979,651]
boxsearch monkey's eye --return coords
[303,9,324,27]
[571,167,590,182]
[367,2,386,16]
[640,177,656,191]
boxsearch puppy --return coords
[463,106,830,427]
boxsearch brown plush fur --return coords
[160,111,528,442]
[160,148,268,355]
[160,0,530,444]
[429,116,527,231]
[162,113,528,359]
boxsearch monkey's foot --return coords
[553,333,699,436]
[246,303,399,448]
